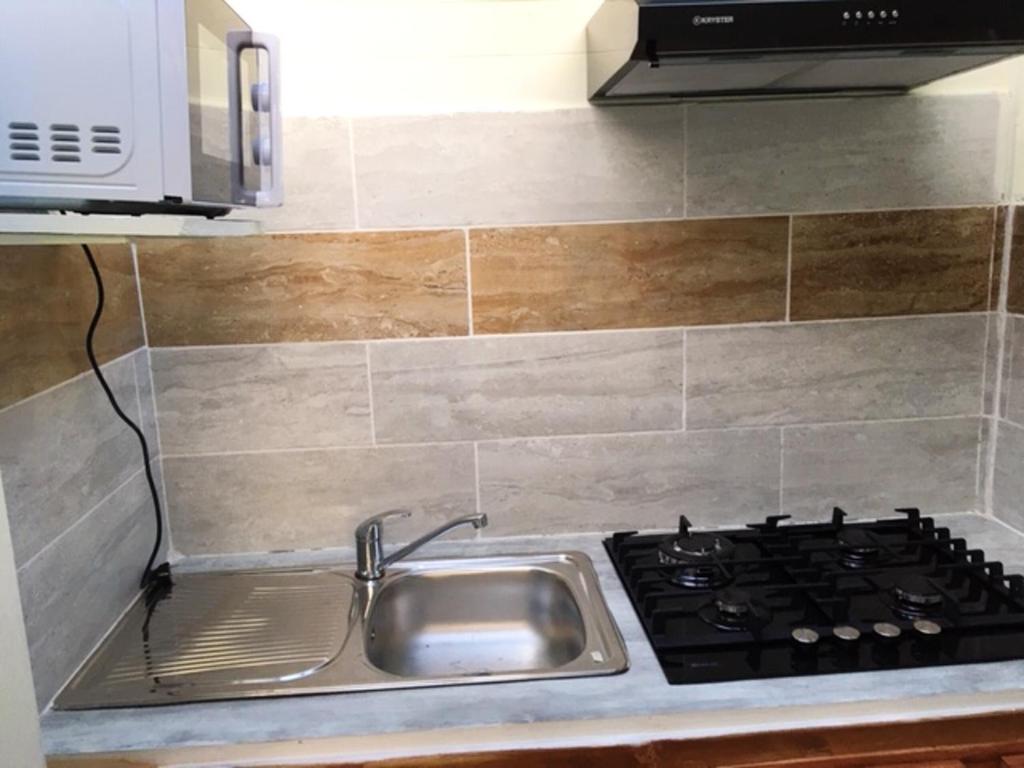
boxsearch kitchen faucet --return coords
[354,509,488,581]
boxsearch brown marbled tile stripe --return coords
[0,243,143,410]
[469,217,789,334]
[790,207,994,322]
[1007,206,1024,315]
[137,231,468,346]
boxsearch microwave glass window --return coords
[186,0,251,204]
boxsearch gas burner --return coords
[658,516,736,589]
[699,587,771,632]
[892,573,943,618]
[837,527,885,569]
[605,507,1024,685]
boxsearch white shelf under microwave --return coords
[0,212,262,245]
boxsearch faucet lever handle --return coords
[355,509,412,540]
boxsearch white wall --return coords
[230,0,1024,196]
[0,472,45,768]
[232,0,606,116]
[230,0,1020,115]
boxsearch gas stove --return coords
[605,508,1024,684]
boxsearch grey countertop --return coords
[41,513,1024,763]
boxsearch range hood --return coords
[587,0,1024,103]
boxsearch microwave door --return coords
[185,0,281,209]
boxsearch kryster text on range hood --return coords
[587,0,1024,103]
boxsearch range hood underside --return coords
[593,48,1017,103]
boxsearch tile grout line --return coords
[157,413,981,461]
[999,414,1024,432]
[175,508,992,569]
[988,206,999,311]
[144,310,991,354]
[982,509,1024,538]
[785,216,794,322]
[1005,320,1018,420]
[681,330,687,430]
[974,417,987,505]
[365,345,378,446]
[682,104,689,219]
[0,347,141,419]
[39,583,145,714]
[254,203,999,237]
[130,243,150,348]
[778,428,786,516]
[976,207,999,422]
[132,243,174,559]
[984,206,1015,517]
[347,116,361,230]
[464,228,475,336]
[473,442,482,518]
[146,347,175,559]
[979,311,993,418]
[16,467,146,576]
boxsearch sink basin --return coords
[54,551,627,709]
[365,566,588,677]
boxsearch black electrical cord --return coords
[82,243,171,591]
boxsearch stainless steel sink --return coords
[366,559,596,679]
[55,552,627,709]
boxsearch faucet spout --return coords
[355,511,488,581]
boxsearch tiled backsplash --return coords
[0,244,143,409]
[0,245,162,707]
[143,97,1006,559]
[994,215,1024,531]
[0,93,1017,709]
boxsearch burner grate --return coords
[605,508,1024,684]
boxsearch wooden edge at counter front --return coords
[47,710,1024,768]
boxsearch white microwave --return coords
[0,0,282,217]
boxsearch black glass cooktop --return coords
[605,508,1024,684]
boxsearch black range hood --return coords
[587,0,1024,103]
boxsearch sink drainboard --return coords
[55,552,628,709]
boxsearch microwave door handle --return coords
[249,32,283,207]
[226,31,283,208]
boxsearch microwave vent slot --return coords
[47,124,81,162]
[91,125,122,154]
[8,121,39,161]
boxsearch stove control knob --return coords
[792,627,820,645]
[833,625,861,642]
[913,619,942,636]
[873,621,902,639]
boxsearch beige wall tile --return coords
[236,116,356,233]
[790,208,994,321]
[687,315,986,428]
[994,421,1024,531]
[18,470,153,708]
[151,343,371,455]
[478,428,780,534]
[1002,314,1024,425]
[0,356,142,566]
[137,232,468,346]
[369,331,683,443]
[470,217,787,334]
[165,444,476,555]
[352,107,686,228]
[687,95,1000,217]
[0,244,143,409]
[782,418,981,521]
